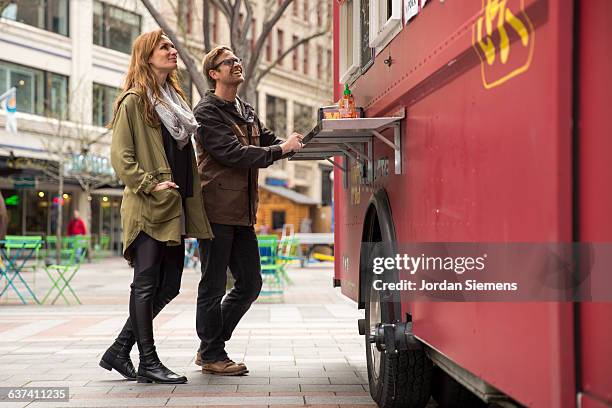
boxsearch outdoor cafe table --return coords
[0,239,43,304]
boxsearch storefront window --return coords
[0,60,68,119]
[25,190,48,235]
[93,1,141,54]
[93,83,120,127]
[91,195,122,254]
[1,189,22,235]
[0,189,72,236]
[1,0,69,36]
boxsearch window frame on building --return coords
[178,0,194,34]
[92,83,120,127]
[293,0,299,17]
[250,18,257,52]
[0,60,69,120]
[303,41,309,76]
[277,29,285,66]
[266,33,273,61]
[293,102,315,135]
[272,210,286,230]
[265,94,287,136]
[303,0,309,22]
[0,0,70,36]
[292,35,299,71]
[93,0,142,55]
[316,45,323,79]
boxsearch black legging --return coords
[114,232,184,362]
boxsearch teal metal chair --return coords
[257,235,284,298]
[42,247,85,305]
[184,238,200,270]
[277,237,301,285]
[0,237,43,304]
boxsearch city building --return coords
[0,0,334,247]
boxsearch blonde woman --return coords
[100,30,212,384]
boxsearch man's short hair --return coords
[202,46,233,89]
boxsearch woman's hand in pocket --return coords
[152,181,179,192]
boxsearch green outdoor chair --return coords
[93,234,111,261]
[0,236,43,304]
[4,235,44,272]
[277,237,301,285]
[41,247,85,305]
[257,235,284,298]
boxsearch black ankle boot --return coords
[129,282,187,384]
[100,327,137,380]
[137,353,187,384]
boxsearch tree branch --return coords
[244,0,293,90]
[211,0,231,18]
[202,0,211,52]
[229,0,242,51]
[140,0,208,96]
[256,29,328,83]
[240,0,254,52]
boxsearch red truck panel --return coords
[333,0,588,406]
[577,0,612,405]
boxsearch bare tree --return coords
[39,80,117,262]
[140,0,330,102]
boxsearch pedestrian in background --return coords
[193,46,303,375]
[101,29,212,384]
[66,209,87,236]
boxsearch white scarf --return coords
[149,84,197,150]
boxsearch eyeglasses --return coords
[213,57,242,70]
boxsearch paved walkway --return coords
[0,257,375,408]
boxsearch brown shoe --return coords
[195,351,246,369]
[202,359,248,376]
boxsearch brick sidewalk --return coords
[0,257,378,408]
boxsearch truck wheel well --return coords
[359,189,396,309]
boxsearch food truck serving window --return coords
[369,0,402,51]
[339,0,360,83]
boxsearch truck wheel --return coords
[365,266,432,408]
[431,366,486,408]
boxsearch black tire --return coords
[431,366,487,408]
[364,246,432,408]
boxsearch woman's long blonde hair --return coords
[109,29,187,128]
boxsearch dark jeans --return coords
[196,223,262,363]
[115,232,184,360]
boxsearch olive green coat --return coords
[110,90,213,262]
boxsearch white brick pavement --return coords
[0,257,381,407]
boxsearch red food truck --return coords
[291,0,611,406]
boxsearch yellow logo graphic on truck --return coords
[472,0,535,89]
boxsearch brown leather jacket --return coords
[194,91,283,226]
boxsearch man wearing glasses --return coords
[193,46,303,375]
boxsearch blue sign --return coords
[266,177,287,187]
